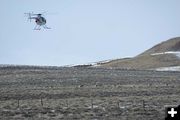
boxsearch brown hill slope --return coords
[98,37,180,70]
[139,37,180,56]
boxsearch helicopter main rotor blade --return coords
[24,12,40,16]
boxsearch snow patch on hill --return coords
[155,66,180,71]
[151,51,180,58]
[66,59,114,67]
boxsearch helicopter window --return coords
[42,17,46,22]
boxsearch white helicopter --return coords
[25,12,51,30]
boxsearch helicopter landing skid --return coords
[33,25,50,30]
[43,25,51,29]
[34,28,41,30]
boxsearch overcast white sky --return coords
[0,0,180,66]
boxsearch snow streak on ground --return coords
[151,51,180,58]
[155,66,180,71]
[63,59,114,67]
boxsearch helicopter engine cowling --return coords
[35,17,46,26]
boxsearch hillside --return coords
[97,37,180,70]
[0,37,180,119]
[139,37,180,56]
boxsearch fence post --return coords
[91,99,93,109]
[41,97,43,107]
[117,100,120,108]
[17,99,20,108]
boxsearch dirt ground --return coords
[0,66,179,120]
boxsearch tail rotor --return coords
[24,12,33,22]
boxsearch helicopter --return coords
[25,12,51,30]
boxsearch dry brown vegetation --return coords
[99,54,180,69]
[0,66,180,120]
